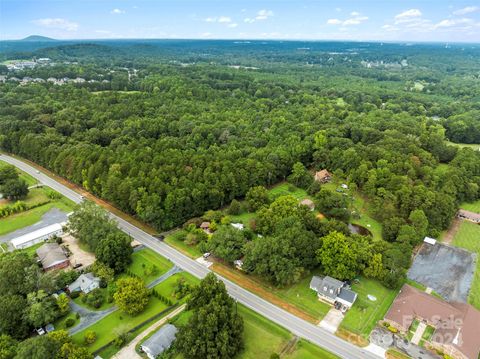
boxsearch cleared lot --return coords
[407,242,476,303]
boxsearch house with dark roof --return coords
[385,284,480,359]
[36,243,69,271]
[309,276,357,310]
[141,324,178,359]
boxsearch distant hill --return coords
[21,35,56,42]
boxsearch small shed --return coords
[231,223,245,230]
[423,237,437,245]
[141,324,178,359]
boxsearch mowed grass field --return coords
[126,248,173,284]
[169,304,338,359]
[460,200,480,213]
[340,277,398,338]
[0,198,75,236]
[452,220,480,310]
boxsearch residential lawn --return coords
[169,304,338,359]
[0,197,76,236]
[422,325,435,341]
[268,182,309,201]
[451,220,480,310]
[153,272,199,301]
[460,200,480,213]
[285,339,339,359]
[73,288,115,311]
[228,211,255,226]
[72,296,169,352]
[126,248,173,284]
[20,242,44,257]
[270,272,331,319]
[340,277,398,338]
[54,311,80,331]
[164,231,202,259]
[0,187,49,209]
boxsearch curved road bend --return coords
[0,154,378,359]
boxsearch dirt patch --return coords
[335,327,369,347]
[62,234,95,269]
[211,263,318,323]
[442,217,461,244]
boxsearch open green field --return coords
[164,230,202,258]
[0,187,49,210]
[127,248,173,284]
[340,277,398,338]
[168,304,337,359]
[269,272,331,319]
[0,198,75,236]
[460,200,480,213]
[153,272,199,300]
[452,220,480,310]
[446,140,480,151]
[268,182,310,201]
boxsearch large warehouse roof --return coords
[10,223,64,248]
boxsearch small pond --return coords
[348,223,372,237]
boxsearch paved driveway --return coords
[319,308,344,333]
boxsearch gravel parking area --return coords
[407,242,476,303]
[62,234,95,269]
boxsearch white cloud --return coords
[326,13,368,26]
[111,8,125,14]
[218,16,232,23]
[244,18,255,23]
[255,9,273,21]
[32,18,78,31]
[327,19,342,25]
[200,32,212,38]
[335,7,342,12]
[205,17,216,22]
[394,9,422,24]
[434,18,474,29]
[453,6,479,15]
[228,23,238,28]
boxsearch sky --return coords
[1,0,479,42]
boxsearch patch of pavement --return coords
[0,207,68,243]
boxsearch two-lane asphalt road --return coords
[0,154,379,359]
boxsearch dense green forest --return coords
[1,40,479,235]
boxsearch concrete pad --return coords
[365,343,386,358]
[195,256,213,268]
[411,322,426,345]
[319,308,343,333]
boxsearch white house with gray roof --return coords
[68,273,101,294]
[310,275,357,310]
[141,324,178,359]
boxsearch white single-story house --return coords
[11,222,65,250]
[310,276,357,310]
[68,273,101,294]
[141,324,178,359]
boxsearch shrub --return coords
[65,318,75,328]
[84,330,97,344]
[387,325,398,333]
[69,290,80,299]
